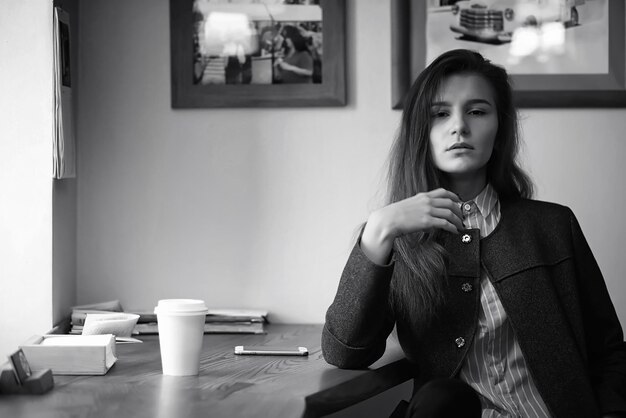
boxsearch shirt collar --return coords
[467,183,499,218]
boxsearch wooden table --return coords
[0,324,413,418]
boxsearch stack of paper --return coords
[52,7,76,179]
[132,308,269,335]
[68,301,269,335]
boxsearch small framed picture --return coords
[170,0,346,108]
[8,349,32,384]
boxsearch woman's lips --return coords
[448,143,474,151]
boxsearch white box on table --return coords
[20,334,117,375]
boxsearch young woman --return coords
[322,49,626,418]
[273,25,314,84]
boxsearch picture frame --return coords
[391,0,626,109]
[170,0,346,108]
[8,349,32,385]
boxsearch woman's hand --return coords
[360,188,463,265]
[380,188,464,236]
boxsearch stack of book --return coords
[69,300,124,335]
[69,301,268,335]
[133,308,268,335]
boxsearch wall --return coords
[0,0,54,358]
[77,0,626,327]
[522,110,626,324]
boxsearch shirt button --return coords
[463,203,472,211]
[461,282,473,292]
[461,234,471,243]
[455,337,465,348]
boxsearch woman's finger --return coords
[431,198,464,220]
[430,207,464,232]
[427,188,461,203]
[432,217,458,234]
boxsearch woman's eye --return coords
[468,109,486,116]
[432,111,448,118]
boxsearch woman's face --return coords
[284,37,294,51]
[428,73,498,180]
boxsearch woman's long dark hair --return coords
[282,25,310,53]
[388,49,534,326]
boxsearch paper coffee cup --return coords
[154,299,208,376]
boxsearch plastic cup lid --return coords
[154,299,208,314]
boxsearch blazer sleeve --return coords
[321,239,396,369]
[570,210,626,414]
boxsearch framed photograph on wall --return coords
[170,0,346,108]
[391,0,626,109]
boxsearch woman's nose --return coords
[450,113,468,136]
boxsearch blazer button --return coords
[463,203,472,211]
[461,234,472,244]
[455,337,465,348]
[461,282,473,292]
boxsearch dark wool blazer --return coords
[322,199,626,418]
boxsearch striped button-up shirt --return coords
[458,184,552,418]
